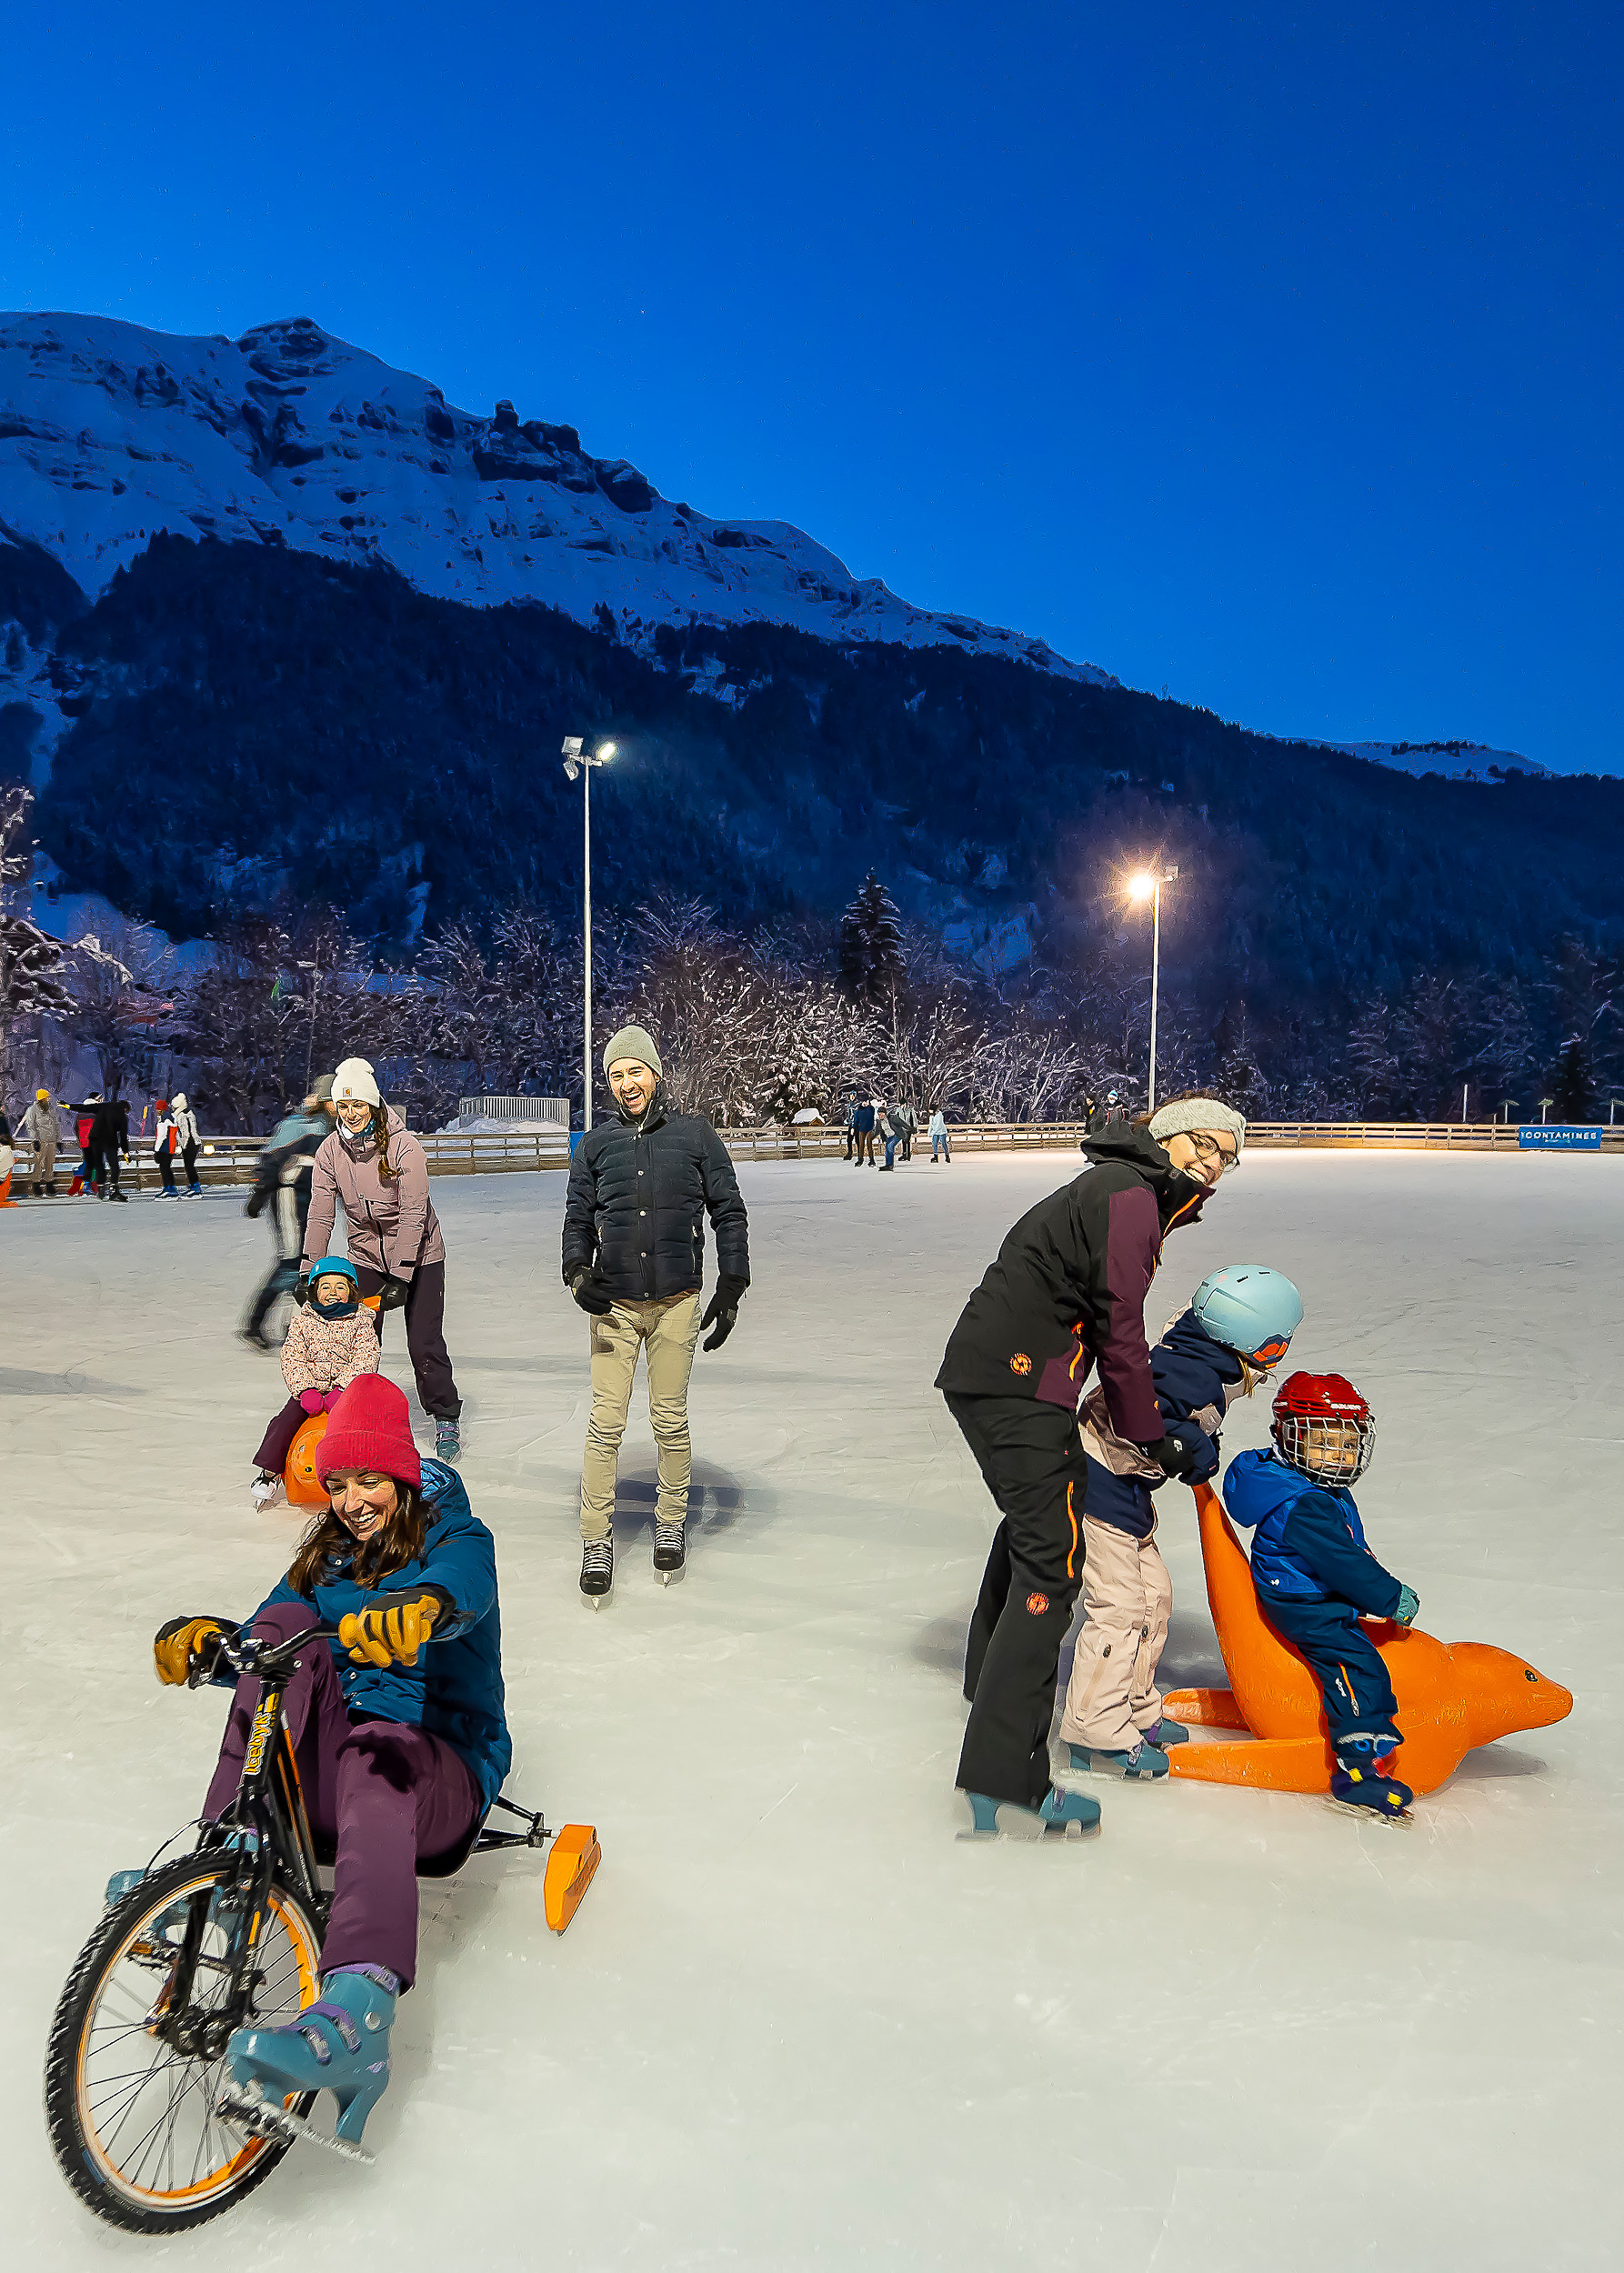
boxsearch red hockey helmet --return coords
[1271,1370,1376,1485]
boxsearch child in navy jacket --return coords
[1224,1369,1419,1817]
[1058,1266,1303,1780]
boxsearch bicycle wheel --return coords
[45,1854,322,2233]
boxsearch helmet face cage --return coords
[1274,1411,1376,1485]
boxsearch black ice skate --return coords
[580,1537,614,1609]
[652,1519,687,1585]
[1329,1764,1413,1821]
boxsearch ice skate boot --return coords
[1068,1738,1168,1780]
[251,1471,285,1512]
[434,1417,461,1465]
[187,1181,204,1197]
[222,1963,396,2156]
[1329,1737,1412,1820]
[957,1786,1101,1840]
[1139,1716,1188,1748]
[580,1537,614,1609]
[239,1324,273,1350]
[652,1519,687,1585]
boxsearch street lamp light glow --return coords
[1127,870,1156,902]
[596,740,617,761]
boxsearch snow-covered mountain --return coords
[1325,739,1549,783]
[0,309,1113,682]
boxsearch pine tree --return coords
[0,786,75,1096]
[837,873,906,1006]
[1550,1036,1597,1123]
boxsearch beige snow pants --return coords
[579,1291,704,1540]
[1057,1515,1174,1752]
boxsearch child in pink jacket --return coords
[249,1256,379,1509]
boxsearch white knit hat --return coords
[1148,1096,1247,1150]
[331,1056,382,1107]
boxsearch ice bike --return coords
[44,1620,598,2233]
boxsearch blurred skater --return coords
[243,1076,336,1347]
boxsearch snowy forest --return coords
[5,785,1620,1131]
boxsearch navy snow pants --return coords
[1260,1593,1399,1749]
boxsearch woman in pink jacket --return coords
[301,1057,463,1463]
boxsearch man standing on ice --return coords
[937,1096,1245,1838]
[563,1026,750,1607]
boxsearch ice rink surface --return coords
[5,1149,1619,2269]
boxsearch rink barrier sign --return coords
[71,1118,1624,1192]
[1517,1125,1602,1150]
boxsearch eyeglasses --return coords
[1188,1131,1240,1173]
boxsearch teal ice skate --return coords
[222,1964,397,2158]
[958,1786,1102,1839]
[1068,1738,1169,1780]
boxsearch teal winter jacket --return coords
[249,1458,511,1807]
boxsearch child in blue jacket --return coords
[113,1374,508,2151]
[1223,1368,1419,1817]
[1058,1266,1304,1780]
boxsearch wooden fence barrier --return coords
[106,1117,1620,1192]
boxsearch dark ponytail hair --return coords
[366,1099,397,1183]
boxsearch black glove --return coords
[701,1273,748,1352]
[293,1273,310,1306]
[568,1267,617,1317]
[378,1275,411,1311]
[1139,1425,1213,1484]
[245,1187,266,1220]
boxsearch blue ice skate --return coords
[1139,1716,1188,1747]
[1330,1737,1412,1819]
[959,1786,1101,1839]
[1068,1738,1168,1780]
[224,1965,396,2150]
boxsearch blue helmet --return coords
[1191,1266,1304,1366]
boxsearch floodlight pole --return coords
[562,736,617,1131]
[1143,866,1178,1114]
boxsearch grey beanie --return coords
[1148,1096,1248,1150]
[602,1024,663,1078]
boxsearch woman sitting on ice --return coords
[249,1256,379,1510]
[124,1374,509,2152]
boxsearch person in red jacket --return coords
[936,1096,1246,1838]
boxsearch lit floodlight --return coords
[596,740,617,761]
[1127,870,1155,902]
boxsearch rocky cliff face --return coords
[0,310,1114,681]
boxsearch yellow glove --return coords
[153,1616,231,1687]
[338,1589,444,1669]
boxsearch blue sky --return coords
[4,3,1619,768]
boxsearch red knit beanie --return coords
[313,1375,423,1491]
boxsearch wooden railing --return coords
[100,1116,1621,1191]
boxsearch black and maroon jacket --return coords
[934,1127,1208,1442]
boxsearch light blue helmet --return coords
[1190,1266,1304,1366]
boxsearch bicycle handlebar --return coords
[202,1622,337,1687]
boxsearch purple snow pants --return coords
[204,1602,480,1987]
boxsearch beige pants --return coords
[1057,1515,1174,1752]
[579,1291,703,1540]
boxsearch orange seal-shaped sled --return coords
[1163,1483,1572,1796]
[284,1413,330,1508]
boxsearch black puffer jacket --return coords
[562,1086,750,1302]
[935,1126,1208,1440]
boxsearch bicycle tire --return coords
[44,1854,323,2233]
